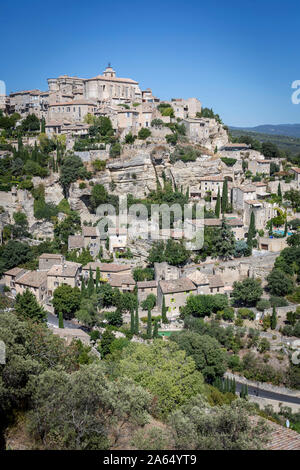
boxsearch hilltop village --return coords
[0,65,300,450]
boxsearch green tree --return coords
[247,211,256,249]
[170,330,227,383]
[266,269,294,297]
[271,306,277,330]
[212,218,235,260]
[59,154,88,198]
[232,278,263,307]
[278,182,282,202]
[15,289,46,323]
[52,284,81,320]
[215,187,221,218]
[134,302,139,335]
[146,308,152,339]
[221,179,228,213]
[141,293,156,311]
[130,308,135,335]
[58,311,64,328]
[118,340,205,418]
[87,267,94,296]
[138,127,151,140]
[153,320,159,339]
[161,296,168,324]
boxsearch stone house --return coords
[170,97,201,119]
[181,117,210,142]
[204,218,245,240]
[231,184,257,212]
[82,226,101,257]
[137,280,158,303]
[244,200,275,230]
[154,262,179,281]
[248,159,271,176]
[68,235,85,253]
[186,270,210,295]
[220,143,250,152]
[47,261,81,296]
[258,236,288,252]
[48,100,97,123]
[198,175,224,200]
[38,253,65,271]
[107,227,127,253]
[3,267,28,294]
[14,270,48,303]
[109,274,136,292]
[82,262,131,282]
[207,275,225,294]
[157,277,197,316]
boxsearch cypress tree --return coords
[130,309,135,334]
[247,211,256,248]
[215,187,221,218]
[58,310,64,328]
[221,179,228,214]
[134,303,139,335]
[185,187,189,199]
[284,220,288,237]
[161,296,168,324]
[81,278,86,298]
[153,319,159,339]
[147,308,152,339]
[269,219,273,236]
[87,267,94,296]
[95,267,101,290]
[271,306,277,330]
[277,182,282,202]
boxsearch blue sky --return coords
[1,0,300,126]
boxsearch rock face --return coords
[107,153,157,198]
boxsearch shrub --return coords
[237,308,255,320]
[138,128,151,140]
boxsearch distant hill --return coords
[230,124,300,138]
[229,128,300,156]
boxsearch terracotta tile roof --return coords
[110,274,135,287]
[292,167,300,174]
[82,226,99,237]
[187,270,209,285]
[199,175,224,182]
[265,421,300,450]
[244,199,263,205]
[83,262,130,273]
[39,253,64,259]
[16,270,47,288]
[49,99,96,107]
[4,267,26,276]
[84,75,138,85]
[159,277,197,294]
[137,280,157,289]
[68,235,85,249]
[47,262,81,278]
[208,275,224,288]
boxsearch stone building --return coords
[248,159,271,175]
[137,280,158,303]
[109,273,136,293]
[186,270,210,295]
[170,97,201,119]
[154,262,179,281]
[3,267,28,295]
[47,261,82,296]
[82,262,131,281]
[14,270,48,303]
[198,175,224,200]
[157,277,197,316]
[38,253,65,271]
[48,100,97,123]
[244,200,275,230]
[83,65,142,105]
[291,167,300,189]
